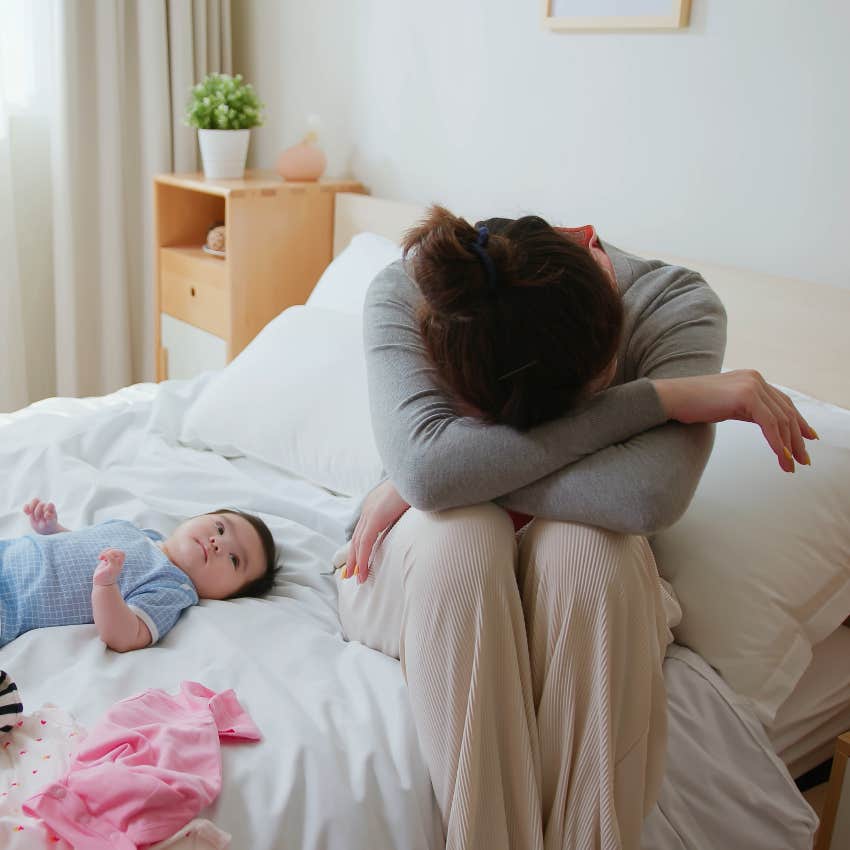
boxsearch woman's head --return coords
[403,206,623,431]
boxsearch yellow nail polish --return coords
[803,450,811,466]
[812,429,820,440]
[782,446,793,463]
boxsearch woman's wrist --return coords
[650,378,680,420]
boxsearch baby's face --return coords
[162,512,266,599]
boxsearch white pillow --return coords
[306,232,402,315]
[650,386,850,725]
[180,305,384,497]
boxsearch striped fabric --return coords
[0,670,23,733]
[337,504,673,850]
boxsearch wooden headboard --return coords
[333,192,850,410]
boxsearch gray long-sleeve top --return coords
[345,242,727,539]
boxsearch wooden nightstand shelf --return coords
[153,170,365,380]
[815,731,850,850]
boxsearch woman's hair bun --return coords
[402,205,512,316]
[401,205,623,431]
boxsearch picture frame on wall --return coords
[542,0,691,31]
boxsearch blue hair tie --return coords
[467,225,499,292]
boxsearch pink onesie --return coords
[22,682,261,849]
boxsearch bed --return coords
[1,192,849,849]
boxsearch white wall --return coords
[233,0,850,289]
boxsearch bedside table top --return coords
[154,170,363,198]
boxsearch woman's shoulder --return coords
[603,242,694,292]
[365,258,421,309]
[606,242,724,312]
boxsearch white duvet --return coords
[0,376,816,850]
[0,375,442,850]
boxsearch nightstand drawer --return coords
[160,247,229,337]
[160,314,227,380]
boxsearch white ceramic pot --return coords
[198,129,250,179]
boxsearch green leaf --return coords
[184,71,265,129]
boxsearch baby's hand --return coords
[93,549,125,587]
[23,498,62,535]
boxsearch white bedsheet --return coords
[0,375,443,850]
[0,377,818,849]
[642,646,817,850]
[768,625,850,778]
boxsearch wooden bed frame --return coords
[333,192,850,411]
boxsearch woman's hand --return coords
[344,479,411,584]
[652,370,817,472]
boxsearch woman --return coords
[336,208,814,850]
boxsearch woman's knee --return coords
[519,519,642,606]
[405,502,517,600]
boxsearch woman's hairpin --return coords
[498,360,538,381]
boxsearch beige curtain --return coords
[0,0,53,412]
[1,0,232,411]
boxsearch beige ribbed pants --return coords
[336,504,675,850]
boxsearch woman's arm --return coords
[497,364,818,535]
[363,260,724,512]
[496,421,714,536]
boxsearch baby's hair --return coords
[210,508,278,598]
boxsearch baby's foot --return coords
[23,498,61,535]
[93,549,125,587]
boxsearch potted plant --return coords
[186,72,264,179]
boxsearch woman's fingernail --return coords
[782,446,793,463]
[812,428,820,440]
[802,450,811,466]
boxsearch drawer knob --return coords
[190,287,196,297]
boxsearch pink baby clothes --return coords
[22,682,261,850]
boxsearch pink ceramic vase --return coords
[275,133,327,181]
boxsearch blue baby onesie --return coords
[0,519,199,646]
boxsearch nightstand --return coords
[815,731,850,850]
[153,170,366,380]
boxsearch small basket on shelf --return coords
[203,224,226,258]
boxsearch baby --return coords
[0,499,277,652]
